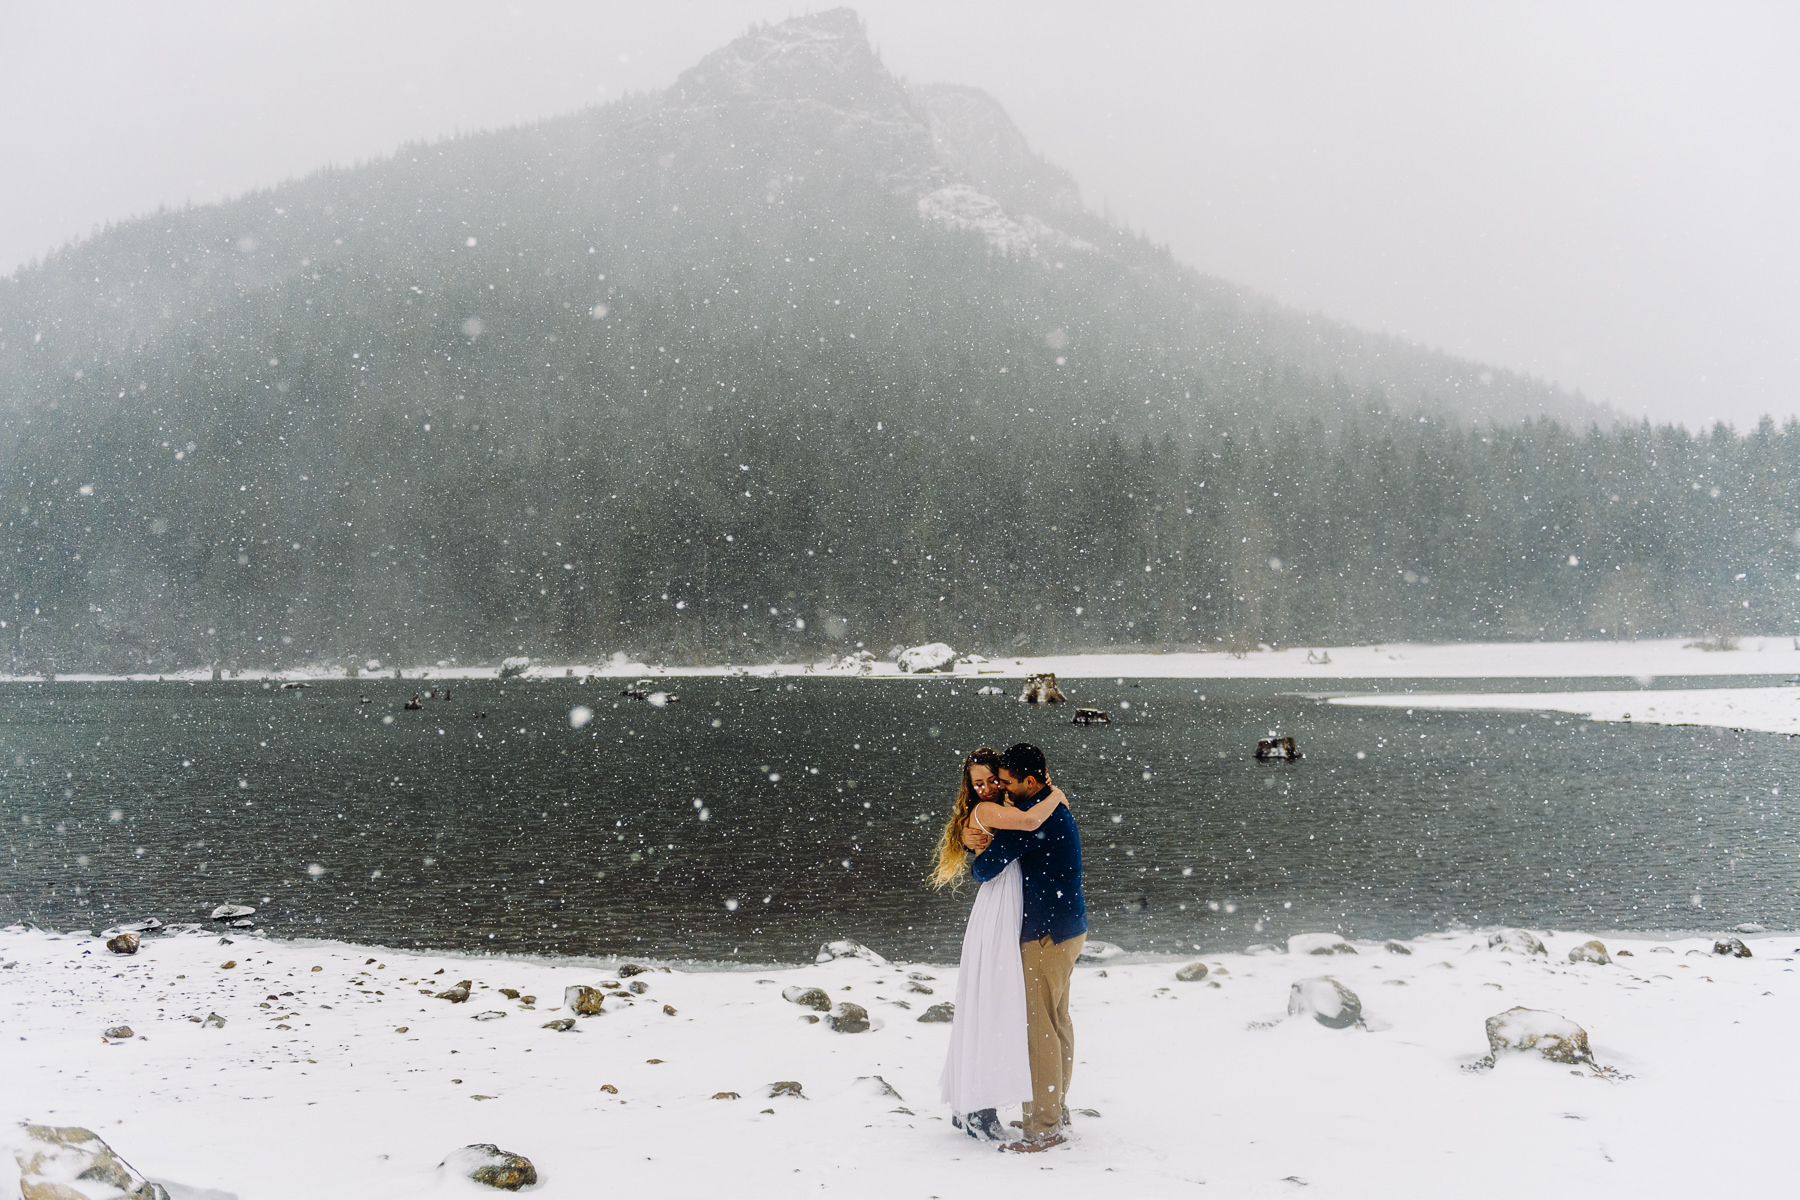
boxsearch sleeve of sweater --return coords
[970,828,1027,882]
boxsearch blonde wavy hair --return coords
[929,746,1002,889]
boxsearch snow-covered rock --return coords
[12,1122,170,1200]
[209,904,255,921]
[1487,928,1548,956]
[1713,937,1753,958]
[1288,933,1357,956]
[439,1143,537,1190]
[827,1001,871,1033]
[917,184,1094,258]
[1077,939,1124,962]
[782,985,831,1011]
[498,656,531,679]
[815,939,889,966]
[1483,1006,1593,1065]
[897,643,957,673]
[1175,962,1209,982]
[1287,976,1363,1029]
[1567,939,1611,965]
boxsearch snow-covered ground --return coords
[3,923,1794,1199]
[1332,685,1800,737]
[9,636,1800,685]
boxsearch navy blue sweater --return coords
[970,788,1088,944]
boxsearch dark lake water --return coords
[2,676,1795,964]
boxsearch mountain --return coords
[4,8,1781,674]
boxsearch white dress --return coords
[938,856,1032,1114]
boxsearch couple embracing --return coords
[931,742,1086,1153]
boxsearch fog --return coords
[3,0,1796,429]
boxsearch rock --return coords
[541,1018,577,1032]
[616,963,646,978]
[976,685,1004,695]
[498,988,519,999]
[1288,933,1357,956]
[436,980,473,1003]
[107,919,163,936]
[1487,928,1548,956]
[1483,1006,1594,1065]
[1734,923,1767,933]
[1076,939,1123,962]
[1714,938,1753,958]
[814,939,889,966]
[106,933,140,956]
[1071,708,1110,725]
[440,1144,537,1191]
[1019,672,1066,703]
[782,985,831,1011]
[228,919,256,929]
[519,995,535,1006]
[917,1003,955,1023]
[1287,977,1363,1029]
[599,1084,617,1094]
[498,656,531,679]
[826,1002,871,1033]
[628,980,649,995]
[905,980,933,994]
[1567,939,1610,965]
[898,642,958,673]
[472,1010,506,1021]
[1175,962,1210,982]
[712,1092,740,1100]
[662,1004,677,1016]
[1245,943,1282,956]
[103,1026,134,1040]
[1650,945,1674,953]
[13,1123,171,1200]
[1383,940,1413,955]
[852,1074,904,1099]
[209,904,256,921]
[565,985,605,1015]
[1255,735,1300,761]
[766,1081,805,1098]
[202,1012,226,1028]
[219,960,237,969]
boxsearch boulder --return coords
[1076,939,1123,963]
[440,1144,537,1191]
[202,1013,226,1028]
[1713,938,1753,958]
[916,1003,955,1023]
[103,1026,133,1040]
[826,1002,870,1033]
[1383,940,1413,955]
[765,1080,806,1098]
[782,986,832,1011]
[498,656,531,679]
[1288,933,1357,956]
[540,1019,577,1032]
[815,939,889,966]
[106,933,140,956]
[852,1074,903,1099]
[209,904,255,921]
[13,1122,171,1200]
[1175,962,1209,982]
[1734,923,1766,933]
[1567,939,1610,965]
[898,642,958,673]
[616,963,647,978]
[1487,929,1548,956]
[436,980,473,1003]
[564,985,605,1016]
[1287,977,1363,1029]
[1483,1006,1593,1065]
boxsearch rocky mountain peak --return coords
[674,8,911,119]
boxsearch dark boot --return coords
[964,1108,1004,1141]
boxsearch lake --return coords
[1,675,1794,963]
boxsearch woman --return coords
[930,746,1067,1140]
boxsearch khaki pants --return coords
[1019,932,1084,1138]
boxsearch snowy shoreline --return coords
[4,922,1796,1198]
[8,635,1800,685]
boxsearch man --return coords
[966,742,1086,1152]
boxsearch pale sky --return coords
[4,1,1796,429]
